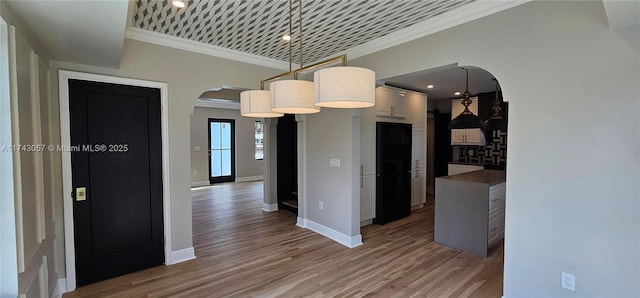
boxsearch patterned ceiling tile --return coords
[132,0,475,65]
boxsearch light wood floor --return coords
[64,181,503,297]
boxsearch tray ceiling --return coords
[131,0,475,66]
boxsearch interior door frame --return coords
[207,118,236,183]
[59,70,172,292]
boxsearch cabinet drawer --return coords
[488,216,500,245]
[489,183,506,210]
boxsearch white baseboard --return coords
[411,203,424,211]
[296,217,307,229]
[303,219,363,248]
[262,203,278,212]
[191,180,210,187]
[235,175,263,182]
[52,278,66,298]
[167,247,196,265]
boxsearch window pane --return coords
[254,121,263,160]
[211,122,221,149]
[211,150,221,177]
[221,149,231,176]
[221,122,231,149]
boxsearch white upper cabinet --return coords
[375,86,406,118]
[406,91,427,129]
[450,97,486,146]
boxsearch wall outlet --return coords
[194,146,201,152]
[561,272,576,292]
[318,201,324,210]
[329,158,341,168]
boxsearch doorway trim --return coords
[207,118,236,183]
[59,70,171,291]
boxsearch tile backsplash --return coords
[454,130,507,164]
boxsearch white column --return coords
[295,114,307,227]
[262,118,278,212]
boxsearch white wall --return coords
[1,2,60,296]
[301,108,361,243]
[190,107,264,185]
[0,16,19,298]
[352,1,639,296]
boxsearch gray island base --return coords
[435,170,506,257]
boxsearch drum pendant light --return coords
[269,0,320,114]
[270,80,318,114]
[449,68,486,129]
[240,90,283,118]
[314,66,376,108]
[241,0,376,118]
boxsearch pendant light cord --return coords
[288,0,292,72]
[299,0,303,69]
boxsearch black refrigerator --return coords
[374,122,412,225]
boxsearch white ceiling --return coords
[6,0,129,68]
[383,64,498,101]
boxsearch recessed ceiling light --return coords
[172,0,186,8]
[454,91,461,96]
[427,85,434,89]
[282,34,291,41]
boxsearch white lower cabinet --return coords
[411,168,426,208]
[360,174,375,222]
[488,182,506,247]
[411,128,426,208]
[360,127,376,222]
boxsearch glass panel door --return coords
[208,119,235,183]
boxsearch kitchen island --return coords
[435,169,506,257]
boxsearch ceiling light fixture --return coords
[270,0,319,114]
[240,0,375,117]
[449,68,486,129]
[427,85,434,89]
[241,90,284,118]
[484,79,507,132]
[454,91,461,96]
[172,0,185,8]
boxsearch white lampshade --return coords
[270,80,320,114]
[314,66,376,108]
[240,90,283,118]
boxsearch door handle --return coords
[75,187,87,201]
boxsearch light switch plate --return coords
[194,146,201,152]
[76,187,87,201]
[329,158,340,168]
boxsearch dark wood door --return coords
[69,79,164,286]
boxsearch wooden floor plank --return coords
[64,181,503,297]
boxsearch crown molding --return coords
[125,27,292,71]
[328,0,532,63]
[194,98,240,110]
